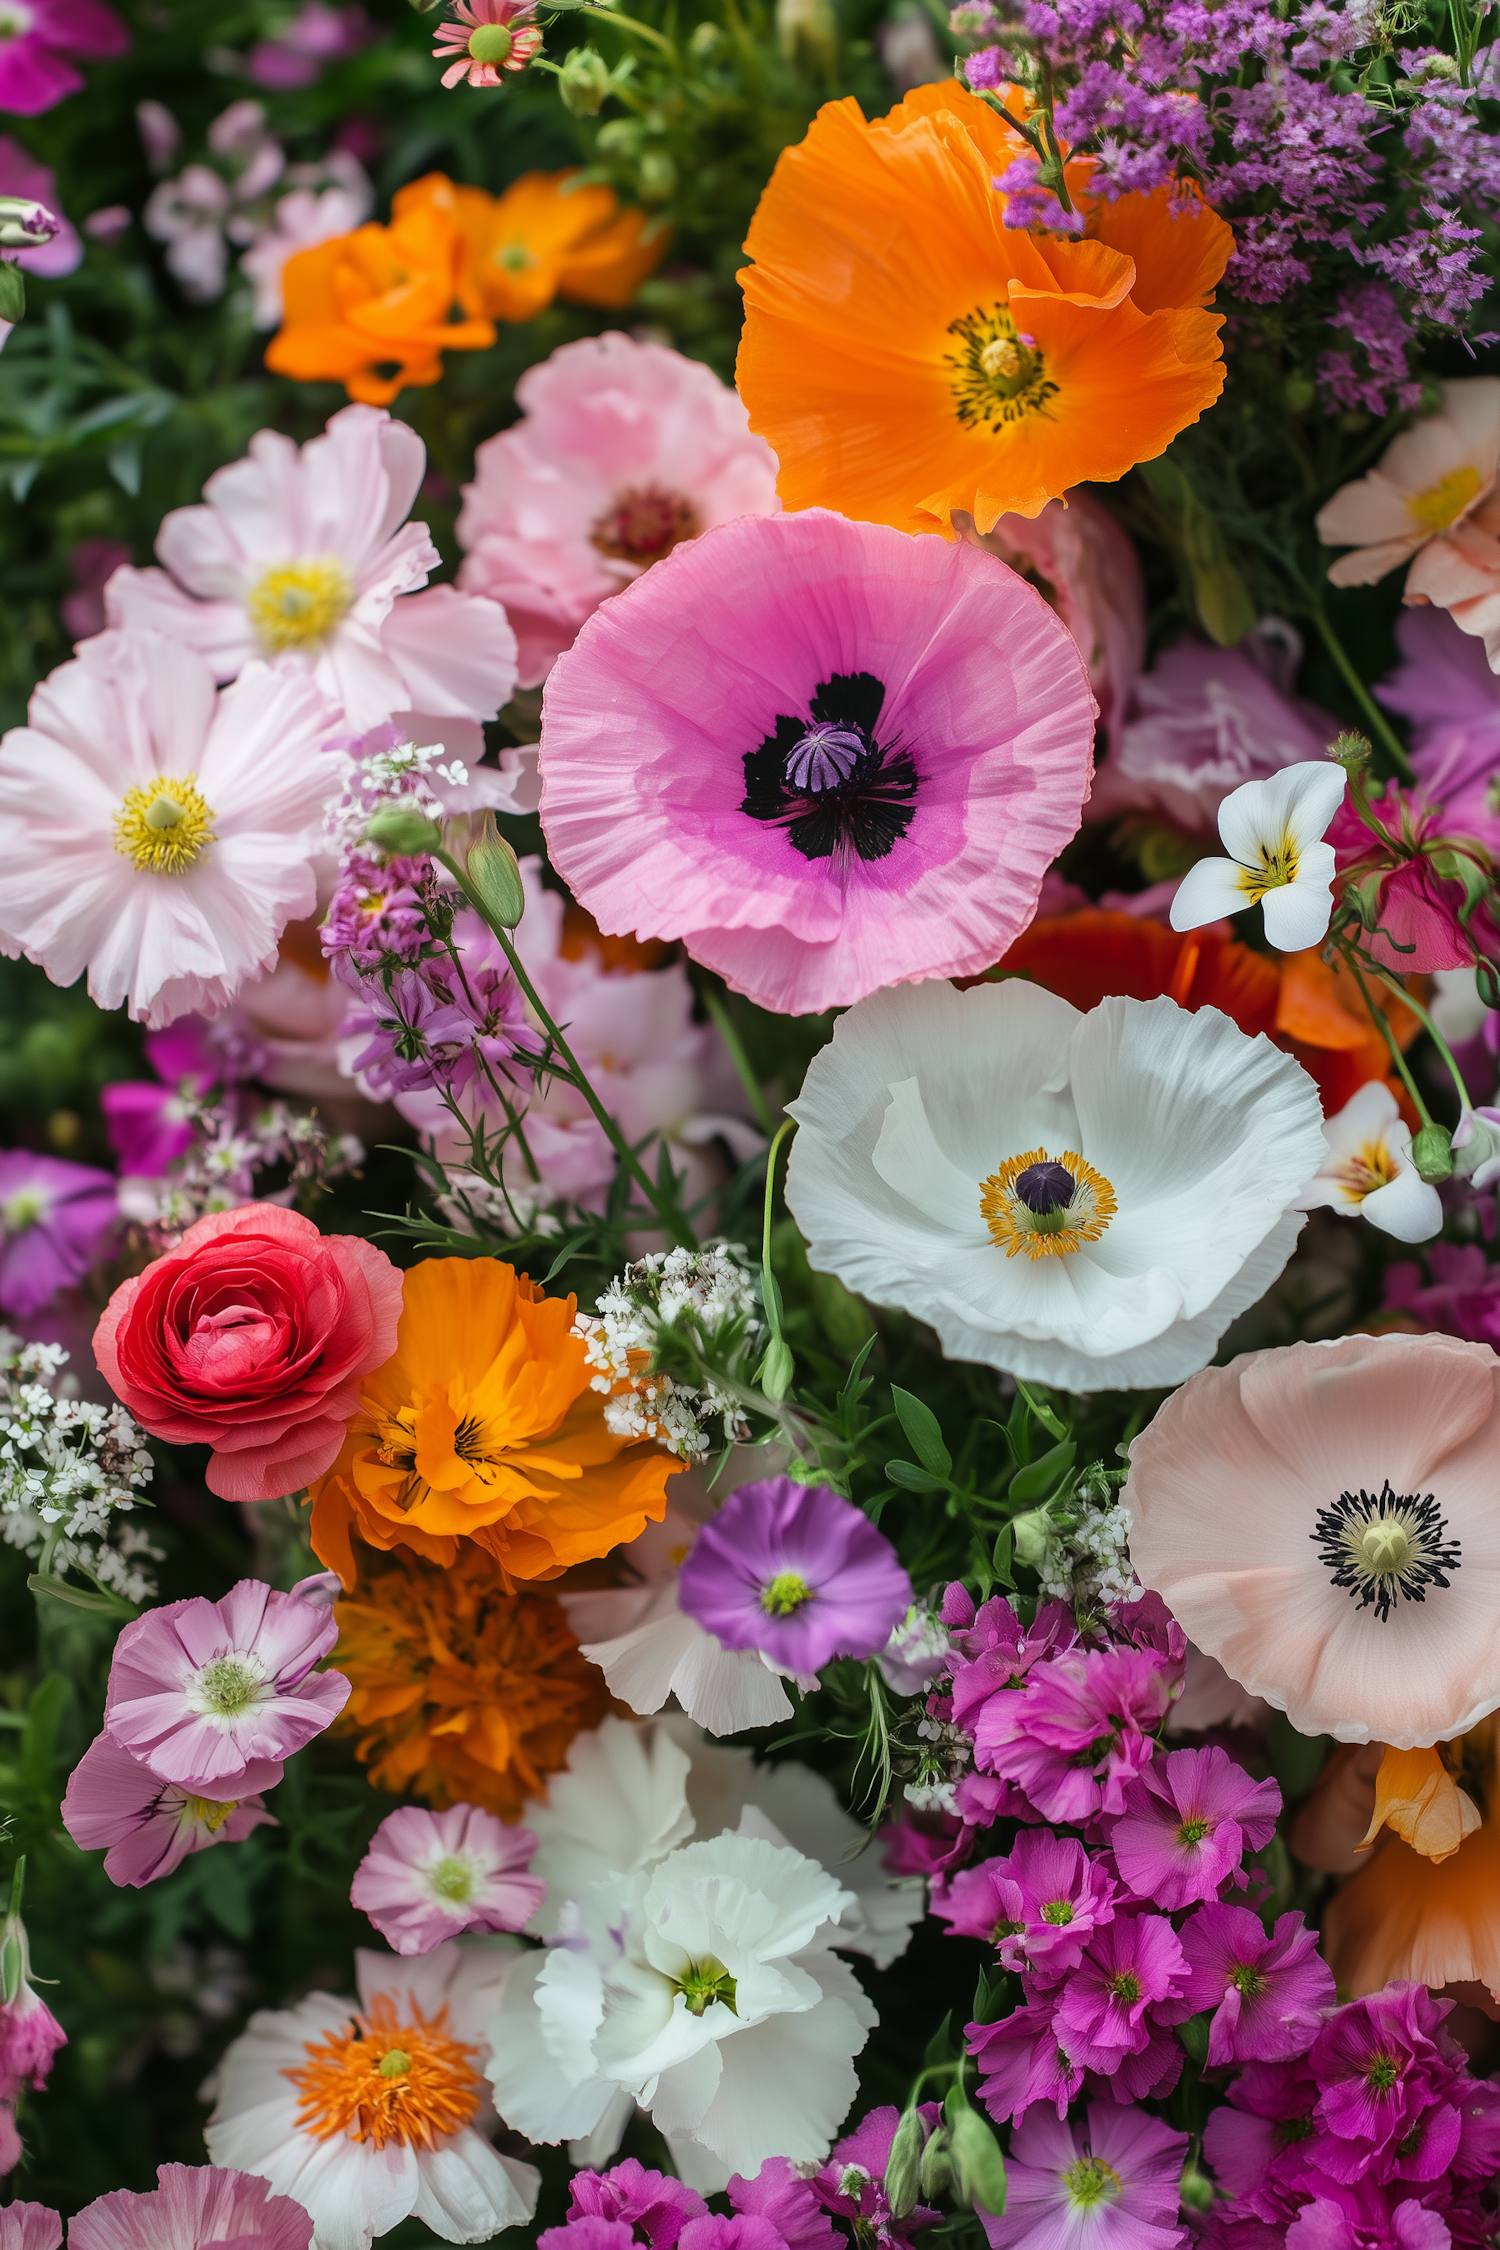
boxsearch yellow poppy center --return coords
[114,775,217,875]
[286,1994,480,2149]
[980,1147,1116,1260]
[946,304,1059,431]
[1407,464,1482,535]
[246,556,354,652]
[1234,829,1298,904]
[1332,1138,1399,1206]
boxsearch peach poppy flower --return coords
[395,169,666,325]
[737,79,1232,531]
[1124,1332,1500,1749]
[1316,378,1500,589]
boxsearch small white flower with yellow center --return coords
[1303,1080,1443,1243]
[1169,760,1347,950]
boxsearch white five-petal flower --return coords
[1170,761,1347,950]
[1304,1080,1443,1243]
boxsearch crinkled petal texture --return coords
[564,1577,795,1738]
[538,509,1096,1017]
[308,1256,679,1585]
[1123,1332,1500,1747]
[0,629,340,1028]
[736,84,1228,532]
[69,2164,314,2250]
[785,980,1325,1390]
[94,1204,404,1504]
[0,2208,62,2250]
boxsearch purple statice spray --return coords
[677,1477,913,1675]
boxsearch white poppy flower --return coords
[1303,1080,1443,1243]
[486,1827,875,2180]
[784,979,1327,1391]
[1169,761,1347,950]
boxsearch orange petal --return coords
[1357,1743,1483,1864]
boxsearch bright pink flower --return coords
[1179,1904,1334,2066]
[978,2099,1189,2250]
[1203,2056,1327,2214]
[1053,1913,1193,2079]
[69,2164,313,2250]
[104,404,517,731]
[563,2159,709,2247]
[0,1988,65,2105]
[968,2000,1086,2126]
[932,1829,1117,1979]
[1282,2182,1453,2250]
[0,0,128,114]
[813,2104,943,2247]
[538,507,1097,1017]
[103,1577,348,1794]
[729,2159,838,2250]
[94,1203,402,1503]
[944,1591,1078,1734]
[972,1647,1180,1826]
[0,2207,59,2250]
[60,1730,275,1888]
[350,1803,544,1955]
[1310,1987,1463,2183]
[433,0,542,86]
[0,1150,116,1317]
[1110,1745,1282,1909]
[540,2224,638,2250]
[457,332,779,687]
[1328,783,1500,975]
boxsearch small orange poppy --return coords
[395,169,668,325]
[737,80,1232,531]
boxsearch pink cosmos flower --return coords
[1053,1912,1193,2080]
[0,2207,60,2250]
[0,0,128,114]
[1179,1904,1334,2066]
[350,1803,544,1955]
[973,1646,1182,1827]
[932,1829,1117,1979]
[103,1577,349,1795]
[978,2099,1189,2250]
[538,507,1097,1017]
[968,2000,1086,2126]
[0,627,341,1028]
[0,1151,116,1317]
[457,332,779,687]
[68,2164,314,2250]
[104,405,518,731]
[60,1730,275,1888]
[1109,1745,1282,1910]
[1315,380,1500,591]
[433,0,542,86]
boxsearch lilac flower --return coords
[932,1829,1117,1978]
[322,855,436,982]
[560,2161,710,2245]
[100,1081,201,1178]
[1179,1905,1335,2066]
[813,2103,943,2245]
[343,965,488,1097]
[1203,2055,1327,2215]
[972,1645,1178,1826]
[1320,283,1424,417]
[103,1577,349,1796]
[969,2001,1086,2126]
[350,1803,543,1955]
[1110,1745,1282,1909]
[678,1478,913,1674]
[0,1152,117,1317]
[977,2099,1189,2250]
[1053,1912,1193,2080]
[1309,1987,1465,2184]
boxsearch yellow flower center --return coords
[1234,829,1298,905]
[185,1795,237,1833]
[980,1147,1117,1260]
[286,1993,480,2150]
[946,304,1059,431]
[495,241,535,273]
[1407,464,1483,536]
[246,556,354,652]
[114,775,217,875]
[1332,1138,1399,1206]
[1063,2158,1122,2212]
[761,1570,814,1616]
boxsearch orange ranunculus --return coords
[394,169,667,325]
[736,80,1231,532]
[265,189,496,406]
[308,1254,681,1587]
[332,1544,610,1817]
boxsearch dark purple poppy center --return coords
[1014,1160,1076,1215]
[740,670,919,864]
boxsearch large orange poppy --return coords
[737,80,1232,530]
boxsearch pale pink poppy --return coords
[457,331,779,687]
[1316,378,1500,588]
[0,2207,59,2250]
[69,2165,313,2250]
[104,404,518,729]
[1124,1332,1500,1749]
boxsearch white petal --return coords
[525,1716,694,1937]
[1358,1164,1444,1243]
[871,1074,992,1235]
[1258,869,1335,951]
[1321,1079,1401,1161]
[1169,855,1254,930]
[667,1951,874,2172]
[1218,761,1345,863]
[410,2134,538,2242]
[485,1956,619,2144]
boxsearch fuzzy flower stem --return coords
[1311,604,1415,781]
[1336,939,1437,1128]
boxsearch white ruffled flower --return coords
[1303,1079,1443,1243]
[1170,761,1347,950]
[785,979,1327,1391]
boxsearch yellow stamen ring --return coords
[980,1147,1117,1260]
[246,555,354,653]
[114,775,217,875]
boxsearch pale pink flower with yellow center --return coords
[350,1804,544,1956]
[433,0,541,87]
[1316,378,1500,589]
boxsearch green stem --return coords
[577,5,680,59]
[699,981,776,1136]
[760,1118,796,1334]
[1340,945,1434,1126]
[1311,606,1415,781]
[1363,958,1474,1112]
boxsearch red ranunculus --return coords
[94,1205,403,1502]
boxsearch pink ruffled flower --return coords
[350,1803,544,1955]
[1179,1904,1334,2066]
[943,1588,1079,1734]
[813,2104,943,2246]
[103,1577,349,1795]
[457,332,779,687]
[0,1150,116,1317]
[1109,1745,1282,1909]
[1203,2055,1327,2215]
[1053,1912,1193,2081]
[0,0,128,114]
[727,2162,838,2250]
[538,507,1097,1017]
[1310,1986,1464,2184]
[559,2158,709,2246]
[932,1829,1117,1979]
[0,2207,60,2249]
[977,2099,1189,2250]
[433,0,542,87]
[972,1646,1181,1827]
[68,2164,313,2250]
[104,404,518,731]
[0,1987,65,2107]
[60,1730,275,1888]
[1280,2183,1453,2250]
[968,2000,1086,2126]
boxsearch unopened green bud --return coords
[1327,731,1372,770]
[444,810,525,929]
[1411,1122,1455,1184]
[0,262,24,325]
[776,0,838,69]
[1179,2165,1215,2214]
[1284,373,1316,414]
[557,45,615,113]
[638,148,677,202]
[759,1337,795,1402]
[1008,1505,1054,1569]
[365,804,442,857]
[917,2124,954,2204]
[1176,2011,1212,2066]
[948,2105,1008,2216]
[885,2105,927,2221]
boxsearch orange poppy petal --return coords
[1085,179,1234,314]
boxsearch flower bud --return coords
[0,261,23,325]
[885,2104,927,2220]
[365,804,442,857]
[443,810,525,928]
[948,2104,1008,2216]
[1179,2164,1215,2213]
[917,2122,954,2204]
[1326,731,1372,771]
[1410,1122,1455,1184]
[1008,1505,1055,1568]
[0,197,58,249]
[759,1336,795,1401]
[1176,2010,1212,2065]
[557,44,614,113]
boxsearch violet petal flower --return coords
[1110,1744,1282,1910]
[973,1646,1179,1826]
[933,1828,1117,1980]
[1180,1904,1335,2066]
[0,1151,117,1317]
[678,1477,912,1673]
[60,1731,275,1888]
[350,1803,544,1955]
[100,1080,200,1176]
[1309,1986,1462,2181]
[729,2158,838,2250]
[977,2098,1189,2250]
[813,2104,944,2246]
[103,1577,349,1794]
[969,2001,1086,2128]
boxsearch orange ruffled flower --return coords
[332,1543,610,1817]
[308,1254,680,1587]
[396,169,667,325]
[737,80,1232,531]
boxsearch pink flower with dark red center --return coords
[103,1577,348,1795]
[432,0,541,87]
[933,1829,1117,1980]
[973,1646,1180,1827]
[1179,1904,1335,2067]
[0,0,129,116]
[350,1803,544,1956]
[1053,1913,1193,2078]
[68,2164,313,2250]
[1110,1745,1282,1910]
[60,1730,275,1888]
[977,2098,1189,2250]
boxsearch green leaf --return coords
[27,1572,131,1616]
[922,2009,954,2068]
[1176,2011,1212,2066]
[21,1674,70,1799]
[885,1459,949,1494]
[990,1526,1014,1586]
[891,1386,951,1477]
[0,262,24,324]
[1007,1439,1076,1504]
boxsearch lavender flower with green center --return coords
[0,1151,118,1318]
[677,1476,912,1674]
